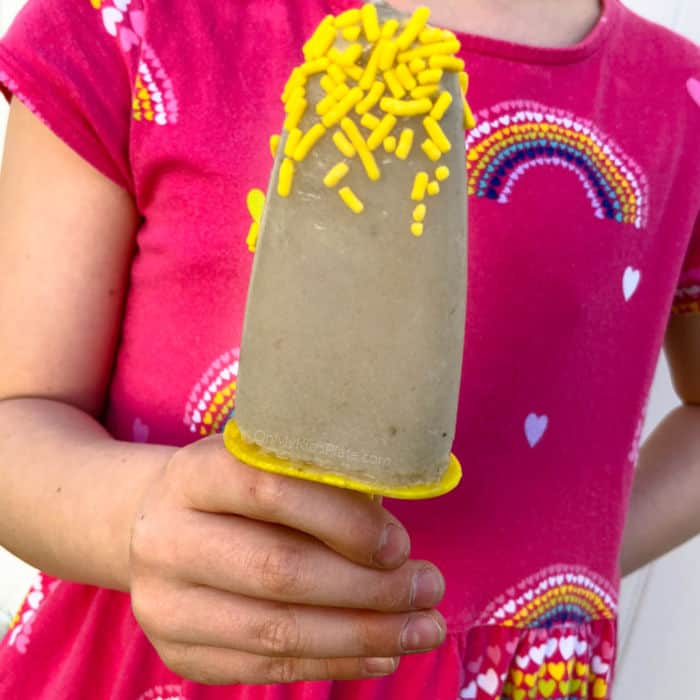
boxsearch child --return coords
[0,0,699,698]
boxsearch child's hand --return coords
[128,434,447,685]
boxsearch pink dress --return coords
[1,0,699,697]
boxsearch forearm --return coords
[0,398,176,592]
[619,403,700,577]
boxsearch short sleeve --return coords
[672,212,700,315]
[0,0,135,193]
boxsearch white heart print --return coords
[460,681,477,699]
[525,413,548,447]
[623,266,641,301]
[101,6,123,36]
[476,668,499,695]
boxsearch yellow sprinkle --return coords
[409,57,427,73]
[423,116,451,153]
[342,25,362,42]
[282,67,305,103]
[284,86,306,111]
[322,86,364,127]
[396,6,431,51]
[360,146,381,181]
[429,55,465,72]
[395,128,414,160]
[398,39,462,63]
[339,186,364,214]
[316,93,337,116]
[421,138,442,161]
[419,27,444,44]
[355,80,386,115]
[270,134,280,158]
[327,63,347,85]
[361,3,381,42]
[323,162,350,188]
[278,158,295,197]
[246,187,265,223]
[327,47,345,65]
[303,16,337,61]
[359,42,382,90]
[283,98,307,132]
[380,97,433,117]
[413,204,427,222]
[418,68,443,85]
[430,91,453,120]
[341,117,380,181]
[411,84,439,99]
[464,98,476,129]
[320,74,336,93]
[367,113,397,150]
[246,188,266,223]
[246,221,260,252]
[411,222,424,237]
[333,130,357,158]
[396,63,417,91]
[427,180,441,196]
[314,24,338,58]
[361,112,381,130]
[340,117,367,152]
[284,127,303,158]
[345,64,364,81]
[332,83,350,100]
[384,69,406,99]
[435,165,450,181]
[329,43,364,66]
[381,18,400,39]
[442,29,457,40]
[383,135,397,153]
[379,40,398,71]
[411,171,429,201]
[301,57,331,76]
[293,123,326,161]
[459,71,469,94]
[335,8,361,29]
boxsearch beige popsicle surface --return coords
[232,5,469,492]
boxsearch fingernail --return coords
[374,523,409,567]
[364,657,397,675]
[410,568,445,608]
[400,614,444,652]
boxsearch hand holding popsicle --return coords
[129,435,447,685]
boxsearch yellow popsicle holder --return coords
[223,418,462,500]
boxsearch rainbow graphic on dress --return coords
[90,0,179,125]
[459,564,618,699]
[184,348,239,436]
[466,100,649,229]
[475,564,618,629]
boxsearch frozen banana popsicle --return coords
[224,2,476,499]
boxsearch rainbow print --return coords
[133,42,180,126]
[466,100,649,229]
[184,348,239,437]
[475,564,618,629]
[91,0,179,126]
[459,564,618,698]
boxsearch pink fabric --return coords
[1,0,699,697]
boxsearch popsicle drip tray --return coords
[224,419,462,499]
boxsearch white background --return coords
[1,0,699,696]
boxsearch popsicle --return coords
[224,2,475,499]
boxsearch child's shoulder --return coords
[615,0,700,71]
